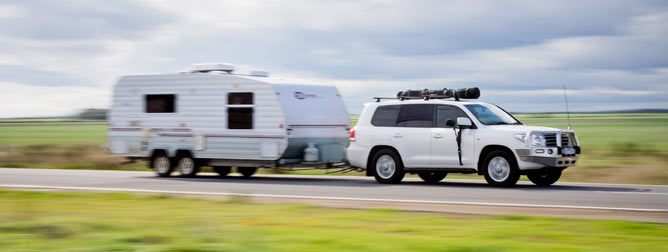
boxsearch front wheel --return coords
[483,150,520,187]
[372,149,405,184]
[418,171,447,184]
[527,170,562,186]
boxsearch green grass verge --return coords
[1,190,666,252]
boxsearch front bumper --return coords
[516,146,580,168]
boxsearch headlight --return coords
[529,133,546,147]
[514,133,527,143]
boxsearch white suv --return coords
[347,88,580,187]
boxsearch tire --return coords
[214,166,232,177]
[176,155,200,177]
[151,152,173,177]
[527,170,562,186]
[372,149,405,184]
[483,150,520,187]
[418,171,447,184]
[238,167,257,178]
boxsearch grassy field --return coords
[0,114,667,184]
[1,190,666,251]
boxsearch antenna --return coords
[563,85,572,130]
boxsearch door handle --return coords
[393,133,402,138]
[433,133,443,138]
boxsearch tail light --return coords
[349,128,356,142]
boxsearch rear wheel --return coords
[372,149,405,184]
[238,167,257,178]
[527,170,562,186]
[418,171,447,184]
[483,150,520,187]
[214,166,232,177]
[151,152,173,177]
[177,156,199,177]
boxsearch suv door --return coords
[431,105,476,168]
[390,104,434,168]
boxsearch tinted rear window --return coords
[396,104,435,127]
[371,105,400,127]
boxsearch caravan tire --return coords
[177,156,200,177]
[238,167,257,178]
[151,153,173,177]
[214,166,232,177]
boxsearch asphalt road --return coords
[1,168,667,222]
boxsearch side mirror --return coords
[457,117,472,128]
[445,119,456,127]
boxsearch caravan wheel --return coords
[177,156,200,177]
[238,167,257,178]
[214,166,231,177]
[151,153,173,177]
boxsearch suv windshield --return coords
[464,104,521,125]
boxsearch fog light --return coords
[548,149,554,154]
[535,149,545,154]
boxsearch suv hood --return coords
[483,124,562,134]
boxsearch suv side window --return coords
[396,104,435,128]
[371,105,400,127]
[436,105,469,127]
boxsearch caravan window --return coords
[227,92,254,129]
[145,94,175,113]
[228,108,253,129]
[228,92,253,104]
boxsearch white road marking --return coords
[1,184,666,213]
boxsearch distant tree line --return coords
[76,108,107,120]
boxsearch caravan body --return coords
[108,64,350,171]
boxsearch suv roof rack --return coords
[373,87,480,102]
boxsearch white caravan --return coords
[108,63,350,177]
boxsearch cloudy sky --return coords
[1,0,667,117]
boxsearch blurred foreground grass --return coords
[0,114,667,184]
[1,190,667,252]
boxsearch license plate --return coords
[562,147,576,155]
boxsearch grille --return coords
[543,133,557,146]
[561,133,571,147]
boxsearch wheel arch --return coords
[477,145,516,175]
[366,145,403,176]
[175,149,193,158]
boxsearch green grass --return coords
[1,190,666,252]
[0,120,106,145]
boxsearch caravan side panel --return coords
[108,74,288,161]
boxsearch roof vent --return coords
[191,63,235,73]
[250,71,269,77]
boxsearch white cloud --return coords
[0,4,25,19]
